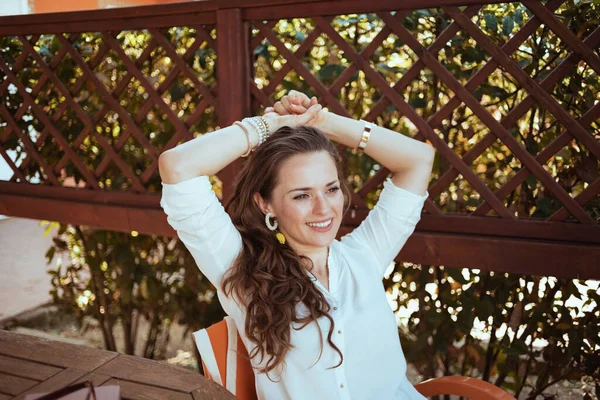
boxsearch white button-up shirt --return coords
[161,175,428,400]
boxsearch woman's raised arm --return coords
[318,112,435,196]
[158,105,323,184]
[159,124,255,184]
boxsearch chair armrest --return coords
[413,376,516,399]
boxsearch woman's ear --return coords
[253,192,271,216]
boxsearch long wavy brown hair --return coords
[222,125,351,378]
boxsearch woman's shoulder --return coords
[332,238,377,267]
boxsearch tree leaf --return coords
[318,64,345,81]
[484,14,498,33]
[502,16,515,36]
[170,82,187,102]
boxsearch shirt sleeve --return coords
[160,176,242,291]
[340,178,428,278]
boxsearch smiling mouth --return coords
[306,219,333,228]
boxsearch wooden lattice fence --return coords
[0,0,598,279]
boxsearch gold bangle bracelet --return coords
[357,119,372,151]
[234,121,253,157]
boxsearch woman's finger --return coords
[264,107,275,114]
[281,96,294,112]
[288,91,300,105]
[288,90,313,109]
[273,101,290,115]
[291,103,308,113]
[300,95,310,108]
[297,104,322,124]
[284,95,309,113]
[289,90,301,102]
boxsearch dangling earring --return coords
[265,212,278,230]
[265,212,286,244]
[275,232,286,245]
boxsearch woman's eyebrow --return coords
[287,180,339,194]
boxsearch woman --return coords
[159,90,434,400]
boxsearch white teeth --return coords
[307,219,332,228]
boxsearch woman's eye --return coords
[293,187,339,200]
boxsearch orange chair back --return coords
[193,317,257,400]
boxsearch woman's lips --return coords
[306,218,334,233]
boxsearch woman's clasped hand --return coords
[262,90,329,133]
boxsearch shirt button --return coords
[333,307,338,310]
[340,384,344,388]
[338,330,342,334]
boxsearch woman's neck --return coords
[293,244,330,274]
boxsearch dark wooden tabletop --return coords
[0,330,236,399]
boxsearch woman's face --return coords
[261,151,344,254]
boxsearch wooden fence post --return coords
[216,7,251,203]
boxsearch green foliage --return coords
[42,222,225,358]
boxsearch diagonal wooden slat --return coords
[428,17,600,217]
[0,57,102,188]
[250,20,277,49]
[0,104,64,187]
[149,28,215,101]
[253,21,351,117]
[472,28,600,217]
[363,5,483,123]
[443,6,600,162]
[363,1,560,214]
[313,16,515,219]
[352,6,478,215]
[475,96,600,218]
[329,10,411,96]
[101,32,192,150]
[91,37,162,180]
[153,32,203,101]
[249,20,277,110]
[379,12,596,224]
[250,19,325,114]
[0,142,27,182]
[0,34,42,144]
[55,34,159,159]
[135,27,217,183]
[50,35,157,186]
[250,80,273,107]
[422,0,565,199]
[192,24,216,50]
[550,177,600,222]
[17,35,147,193]
[18,39,112,182]
[262,19,328,98]
[524,0,600,76]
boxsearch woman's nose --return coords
[312,194,330,214]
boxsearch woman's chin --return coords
[305,234,336,247]
[289,235,335,250]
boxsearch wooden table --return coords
[0,330,236,399]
